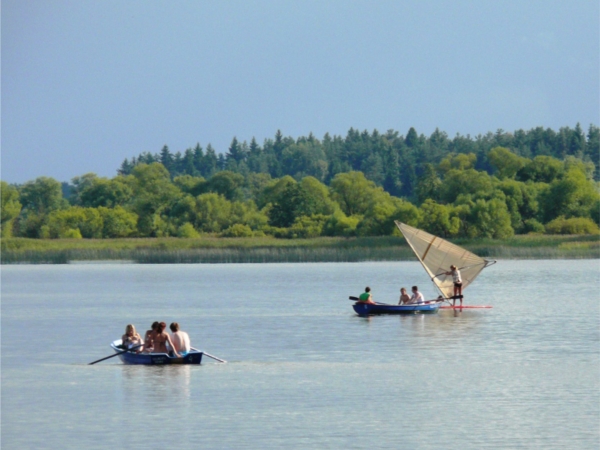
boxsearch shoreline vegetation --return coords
[2,235,598,264]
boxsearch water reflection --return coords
[120,364,192,401]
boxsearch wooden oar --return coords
[89,344,143,365]
[190,347,226,363]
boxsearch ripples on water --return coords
[1,260,599,449]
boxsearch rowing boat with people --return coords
[350,222,495,315]
[352,301,440,315]
[109,339,203,365]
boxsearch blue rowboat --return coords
[110,340,203,365]
[352,302,440,316]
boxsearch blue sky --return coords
[2,0,598,183]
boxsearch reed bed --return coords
[2,234,598,264]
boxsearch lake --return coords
[1,260,599,449]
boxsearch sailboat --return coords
[351,222,495,315]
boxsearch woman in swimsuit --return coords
[143,321,159,353]
[152,322,180,357]
[122,324,143,352]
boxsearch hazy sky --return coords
[2,0,598,183]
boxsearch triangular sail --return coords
[395,222,495,298]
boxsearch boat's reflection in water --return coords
[120,364,192,402]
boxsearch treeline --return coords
[118,124,600,196]
[1,126,599,240]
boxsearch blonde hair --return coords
[125,324,137,335]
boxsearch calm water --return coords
[1,260,599,449]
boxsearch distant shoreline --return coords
[1,235,598,264]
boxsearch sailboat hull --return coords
[352,302,440,315]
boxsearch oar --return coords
[190,347,226,363]
[89,344,143,365]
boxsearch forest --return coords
[1,124,599,241]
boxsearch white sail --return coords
[395,221,495,298]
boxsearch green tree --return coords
[173,175,206,197]
[438,169,494,204]
[517,155,564,183]
[545,217,599,234]
[195,193,232,232]
[268,182,320,228]
[177,222,201,238]
[418,200,460,237]
[129,163,181,236]
[299,177,337,215]
[541,168,600,223]
[46,207,103,239]
[206,171,245,201]
[282,141,328,181]
[416,163,442,203]
[98,206,138,238]
[330,171,384,216]
[1,182,21,237]
[438,153,477,173]
[488,147,527,179]
[323,211,360,237]
[467,198,514,238]
[20,177,64,215]
[78,176,133,208]
[256,176,296,209]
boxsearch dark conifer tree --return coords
[159,145,174,173]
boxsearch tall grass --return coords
[1,234,598,264]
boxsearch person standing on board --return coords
[399,288,411,305]
[153,322,180,357]
[358,287,376,304]
[408,286,425,304]
[445,265,463,307]
[169,322,191,356]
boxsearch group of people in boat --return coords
[121,322,191,357]
[356,265,463,306]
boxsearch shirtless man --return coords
[153,322,180,357]
[170,322,191,356]
[398,288,411,305]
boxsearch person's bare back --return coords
[169,322,191,355]
[152,322,180,357]
[153,332,170,353]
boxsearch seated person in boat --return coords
[408,286,425,304]
[121,324,143,352]
[445,265,463,306]
[399,287,411,305]
[170,322,191,356]
[143,321,160,353]
[358,287,376,304]
[153,322,180,357]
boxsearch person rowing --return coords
[407,286,425,304]
[357,286,376,304]
[445,265,463,307]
